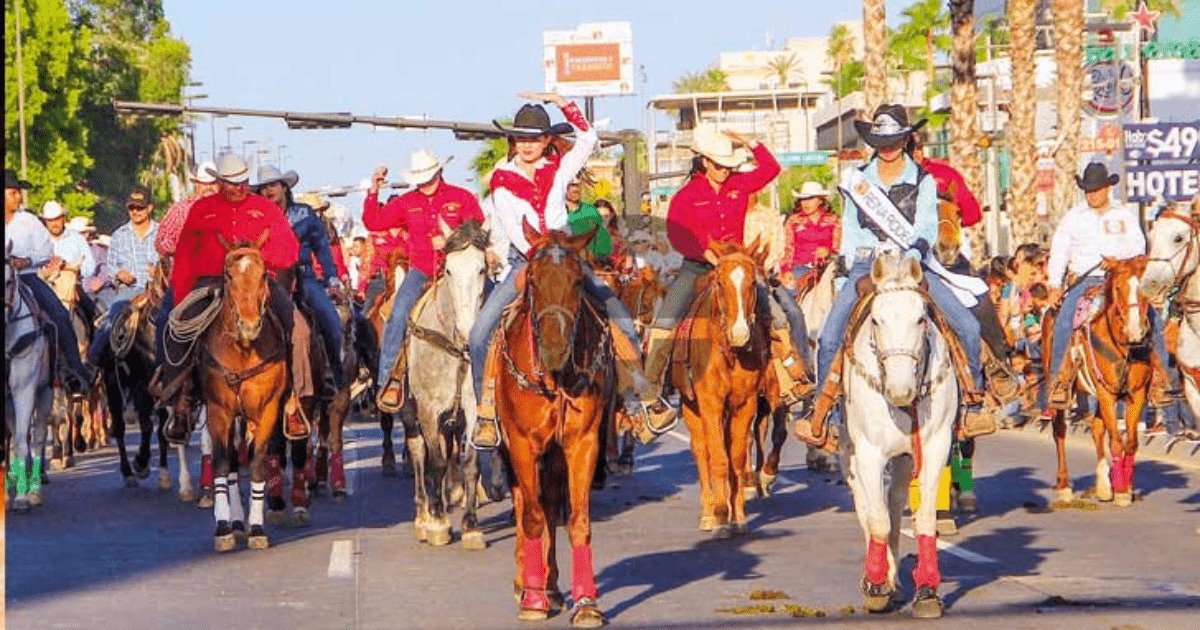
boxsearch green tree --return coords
[470,132,509,197]
[5,0,95,214]
[825,23,862,98]
[976,15,1010,63]
[771,164,839,215]
[888,0,950,120]
[764,53,800,88]
[671,67,729,93]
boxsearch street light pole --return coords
[225,125,243,155]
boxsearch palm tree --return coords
[863,0,889,113]
[1052,0,1084,224]
[949,0,984,264]
[1007,0,1039,246]
[470,133,509,196]
[765,54,799,89]
[672,68,730,94]
[825,23,861,98]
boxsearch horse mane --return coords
[443,220,490,254]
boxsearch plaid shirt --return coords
[108,220,160,296]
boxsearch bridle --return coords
[1149,211,1200,291]
[222,248,269,339]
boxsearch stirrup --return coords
[376,378,404,414]
[470,416,502,451]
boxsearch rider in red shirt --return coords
[781,181,841,277]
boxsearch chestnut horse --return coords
[1043,256,1151,507]
[200,235,290,551]
[671,239,780,538]
[496,222,609,627]
[366,247,408,475]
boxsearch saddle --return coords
[110,292,155,359]
[793,264,826,302]
[152,283,223,401]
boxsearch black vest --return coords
[856,162,930,243]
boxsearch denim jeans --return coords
[89,299,130,366]
[817,258,983,392]
[772,285,809,360]
[378,268,429,381]
[299,276,346,388]
[154,288,175,364]
[468,260,642,404]
[1049,277,1104,378]
[23,272,89,378]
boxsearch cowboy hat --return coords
[68,215,96,233]
[254,165,300,190]
[854,104,927,149]
[95,234,112,247]
[493,104,574,137]
[793,181,830,199]
[690,123,749,169]
[191,160,218,184]
[1075,162,1120,192]
[206,153,251,184]
[403,150,453,187]
[5,169,32,190]
[296,191,330,210]
[40,200,67,220]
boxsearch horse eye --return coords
[1175,235,1185,243]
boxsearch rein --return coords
[408,274,473,417]
[1149,211,1200,291]
[5,264,44,361]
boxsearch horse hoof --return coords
[1094,485,1114,502]
[413,522,428,542]
[1114,492,1133,507]
[731,522,748,536]
[247,534,270,550]
[712,524,732,540]
[11,497,31,513]
[232,521,247,541]
[333,490,347,504]
[617,462,634,476]
[214,534,236,552]
[462,530,487,551]
[178,487,197,503]
[198,491,214,509]
[289,508,312,528]
[698,515,718,532]
[742,486,759,501]
[158,475,172,492]
[134,464,150,480]
[123,476,139,488]
[517,608,549,622]
[570,599,606,628]
[912,591,944,619]
[862,579,894,613]
[27,492,44,508]
[425,524,452,547]
[266,510,287,527]
[381,463,397,477]
[936,517,958,537]
[761,472,777,496]
[1054,487,1074,503]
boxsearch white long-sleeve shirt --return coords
[5,209,55,270]
[1046,202,1145,288]
[50,228,97,278]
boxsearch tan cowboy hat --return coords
[254,165,300,190]
[206,153,251,184]
[297,191,330,210]
[40,200,67,220]
[191,160,218,184]
[690,123,749,168]
[67,215,96,233]
[793,181,830,199]
[403,149,453,187]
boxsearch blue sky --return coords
[162,0,900,202]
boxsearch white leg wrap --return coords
[176,444,192,490]
[228,472,245,523]
[213,477,230,523]
[249,480,266,527]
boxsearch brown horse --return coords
[671,239,780,537]
[307,285,357,501]
[366,246,408,475]
[496,222,608,627]
[201,234,290,551]
[1044,256,1151,507]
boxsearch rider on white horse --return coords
[796,105,997,444]
[4,170,93,395]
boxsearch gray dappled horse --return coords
[5,245,54,512]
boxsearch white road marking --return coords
[667,429,690,444]
[900,527,999,564]
[327,539,355,578]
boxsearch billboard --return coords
[543,22,633,97]
[1123,121,1200,202]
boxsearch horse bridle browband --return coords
[1149,211,1200,291]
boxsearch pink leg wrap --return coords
[912,534,941,589]
[520,537,550,611]
[864,538,889,586]
[329,452,345,491]
[199,454,213,490]
[265,454,283,498]
[291,470,309,508]
[571,544,598,601]
[1122,454,1135,491]
[1109,454,1129,493]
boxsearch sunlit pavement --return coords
[6,414,1199,629]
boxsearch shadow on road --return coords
[939,526,1056,611]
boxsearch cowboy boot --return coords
[636,328,680,441]
[471,336,504,450]
[959,406,999,439]
[1047,369,1074,411]
[794,354,843,453]
[283,394,311,440]
[770,330,815,415]
[329,451,346,494]
[984,353,1022,406]
[376,347,407,414]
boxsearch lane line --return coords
[327,539,355,578]
[667,429,690,444]
[900,527,998,564]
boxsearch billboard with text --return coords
[543,22,633,97]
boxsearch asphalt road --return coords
[5,414,1199,629]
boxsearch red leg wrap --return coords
[571,544,598,601]
[1122,454,1135,491]
[912,534,941,589]
[199,454,213,490]
[291,470,309,508]
[864,538,889,586]
[1109,454,1129,493]
[520,537,550,611]
[329,452,345,491]
[304,450,317,485]
[266,454,283,498]
[316,445,329,482]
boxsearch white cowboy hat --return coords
[67,216,95,233]
[689,123,749,169]
[191,160,218,184]
[254,165,300,190]
[206,153,251,184]
[40,200,67,220]
[95,234,112,247]
[792,181,830,199]
[403,149,453,187]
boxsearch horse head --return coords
[703,238,767,349]
[1102,255,1151,345]
[219,231,270,346]
[868,252,928,407]
[1143,211,1200,302]
[440,218,490,344]
[522,218,593,371]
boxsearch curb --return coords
[1000,417,1200,469]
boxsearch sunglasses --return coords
[127,205,150,212]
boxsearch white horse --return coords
[840,253,958,618]
[404,219,490,549]
[1142,210,1200,432]
[5,246,54,512]
[798,261,839,471]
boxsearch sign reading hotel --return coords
[543,22,634,97]
[1123,121,1200,203]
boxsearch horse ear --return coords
[217,233,233,252]
[746,235,762,255]
[254,230,270,250]
[703,246,720,267]
[1100,256,1116,272]
[521,217,541,247]
[752,242,770,268]
[870,254,891,285]
[438,216,453,239]
[567,225,598,252]
[904,255,923,284]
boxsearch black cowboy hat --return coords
[1075,162,1120,192]
[493,104,573,138]
[854,104,927,149]
[5,169,32,190]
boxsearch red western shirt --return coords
[782,210,840,270]
[170,193,300,298]
[360,228,407,293]
[666,143,781,262]
[919,157,982,227]
[362,181,483,276]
